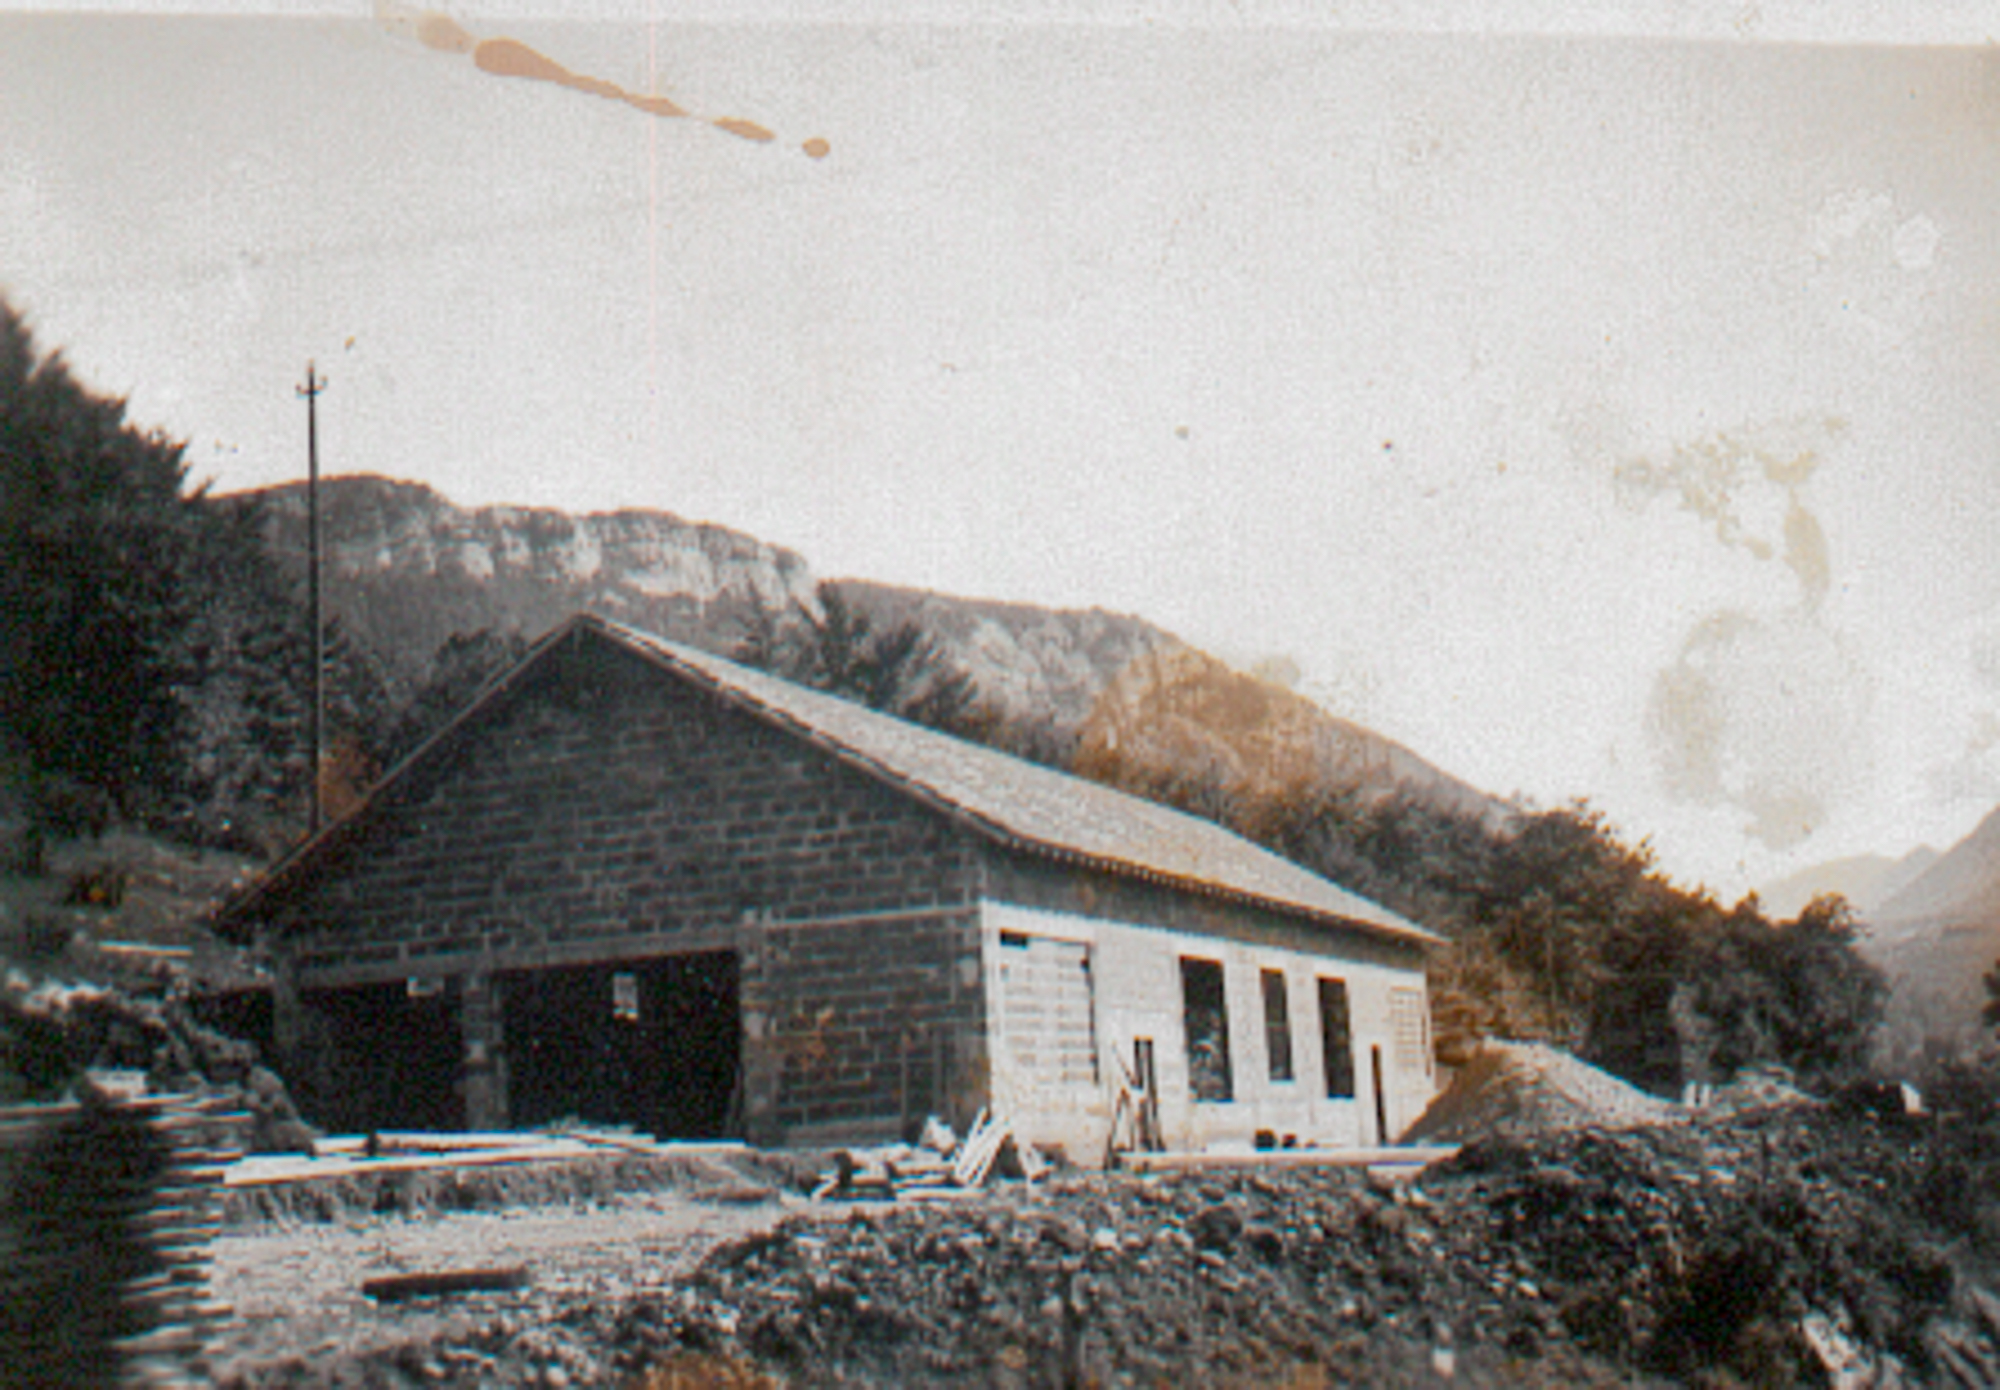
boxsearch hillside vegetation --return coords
[0,301,311,858]
[0,296,1887,1098]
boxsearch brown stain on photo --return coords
[416,13,476,55]
[473,36,585,85]
[1614,416,1867,852]
[711,117,776,144]
[383,5,822,157]
[471,36,691,118]
[1611,418,1844,614]
[625,93,689,120]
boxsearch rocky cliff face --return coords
[826,580,1184,736]
[242,476,821,696]
[234,473,1502,827]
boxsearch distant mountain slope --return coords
[1848,805,2000,1059]
[1756,846,1939,923]
[234,473,1506,832]
[1072,643,1510,831]
[825,579,1182,737]
[1875,805,2000,927]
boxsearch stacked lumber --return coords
[812,1110,1045,1201]
[0,1087,240,1387]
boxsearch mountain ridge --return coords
[1818,805,2000,1059]
[232,473,1509,832]
[1874,805,2000,928]
[1755,846,1940,924]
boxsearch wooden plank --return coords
[1114,1144,1459,1174]
[360,1267,531,1303]
[952,1111,1010,1187]
[223,1139,602,1186]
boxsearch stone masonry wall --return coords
[265,633,986,975]
[253,631,990,1140]
[739,907,987,1146]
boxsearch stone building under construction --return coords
[217,615,1439,1160]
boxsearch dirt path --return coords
[207,1191,798,1384]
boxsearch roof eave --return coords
[593,618,1441,950]
[217,614,1442,955]
[988,833,1442,949]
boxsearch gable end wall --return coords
[252,637,990,1142]
[261,638,984,969]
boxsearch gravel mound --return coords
[1404,1040,1681,1142]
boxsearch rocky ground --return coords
[13,937,1996,1389]
[204,1093,2000,1389]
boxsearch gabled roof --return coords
[222,614,1436,947]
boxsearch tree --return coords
[731,582,992,739]
[1676,894,1886,1091]
[0,297,310,848]
[1,301,188,818]
[1252,782,1885,1094]
[375,629,532,769]
[155,495,313,847]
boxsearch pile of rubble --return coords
[213,1092,2000,1388]
[627,1103,1998,1387]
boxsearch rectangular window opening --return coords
[1261,968,1294,1082]
[1180,957,1233,1102]
[1318,977,1355,1100]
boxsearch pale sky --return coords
[4,3,1998,902]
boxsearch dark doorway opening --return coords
[1179,956,1233,1102]
[1317,978,1355,1099]
[297,979,465,1134]
[500,951,740,1139]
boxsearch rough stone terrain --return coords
[204,1096,2000,1388]
[208,1189,797,1386]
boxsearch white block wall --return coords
[978,899,1435,1163]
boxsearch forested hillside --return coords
[0,301,311,857]
[0,298,1887,1097]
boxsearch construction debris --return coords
[951,1108,1011,1187]
[810,1112,1044,1202]
[206,1090,2000,1388]
[218,1134,810,1226]
[1,968,311,1152]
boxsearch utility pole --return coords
[298,363,326,837]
